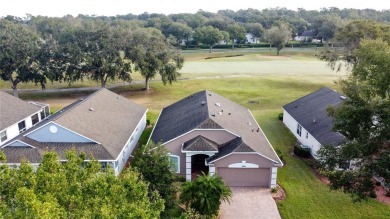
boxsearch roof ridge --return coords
[52,88,106,121]
[282,87,338,108]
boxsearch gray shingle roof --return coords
[302,30,315,37]
[21,137,113,160]
[1,88,146,162]
[1,147,42,163]
[283,87,346,146]
[0,91,41,131]
[151,91,209,143]
[207,137,254,163]
[150,90,282,164]
[182,135,218,152]
[53,88,147,159]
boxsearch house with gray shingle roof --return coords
[0,88,147,175]
[0,91,50,147]
[282,87,346,158]
[149,90,283,188]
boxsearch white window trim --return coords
[0,130,7,142]
[297,123,302,137]
[169,154,180,173]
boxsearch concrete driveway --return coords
[219,187,281,219]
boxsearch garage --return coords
[217,167,271,187]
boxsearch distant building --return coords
[294,29,315,42]
[245,33,260,44]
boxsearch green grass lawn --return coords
[257,111,390,219]
[6,50,389,218]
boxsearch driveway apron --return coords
[219,187,281,219]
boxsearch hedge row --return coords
[294,145,312,158]
[181,42,324,50]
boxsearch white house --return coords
[294,30,315,42]
[0,91,50,147]
[245,33,260,44]
[282,87,346,158]
[0,88,147,175]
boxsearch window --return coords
[18,121,26,133]
[40,106,50,119]
[31,113,39,125]
[169,155,180,173]
[0,130,7,142]
[296,123,302,137]
[306,132,309,139]
[100,162,107,171]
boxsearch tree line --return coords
[2,8,390,96]
[0,17,183,96]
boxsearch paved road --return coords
[219,187,281,219]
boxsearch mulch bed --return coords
[272,184,286,201]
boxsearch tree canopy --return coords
[0,150,164,218]
[264,23,292,55]
[318,38,390,200]
[180,173,231,217]
[226,23,246,49]
[193,26,224,53]
[131,142,178,212]
[0,20,46,97]
[128,28,184,91]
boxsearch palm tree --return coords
[180,173,232,216]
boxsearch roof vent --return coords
[89,108,94,112]
[208,93,211,96]
[215,102,221,107]
[313,118,316,123]
[201,101,206,105]
[248,122,251,126]
[117,96,121,99]
[211,113,215,117]
[294,105,298,108]
[80,98,84,101]
[218,112,222,115]
[228,112,231,115]
[340,95,347,100]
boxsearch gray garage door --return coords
[217,168,270,187]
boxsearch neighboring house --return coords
[149,90,283,188]
[245,33,260,44]
[294,29,315,42]
[219,33,259,45]
[282,87,346,158]
[0,88,147,175]
[0,91,50,147]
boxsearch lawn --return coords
[4,49,389,218]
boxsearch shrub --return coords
[375,181,381,186]
[278,113,283,121]
[271,187,278,193]
[305,159,320,169]
[275,149,284,163]
[294,145,311,158]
